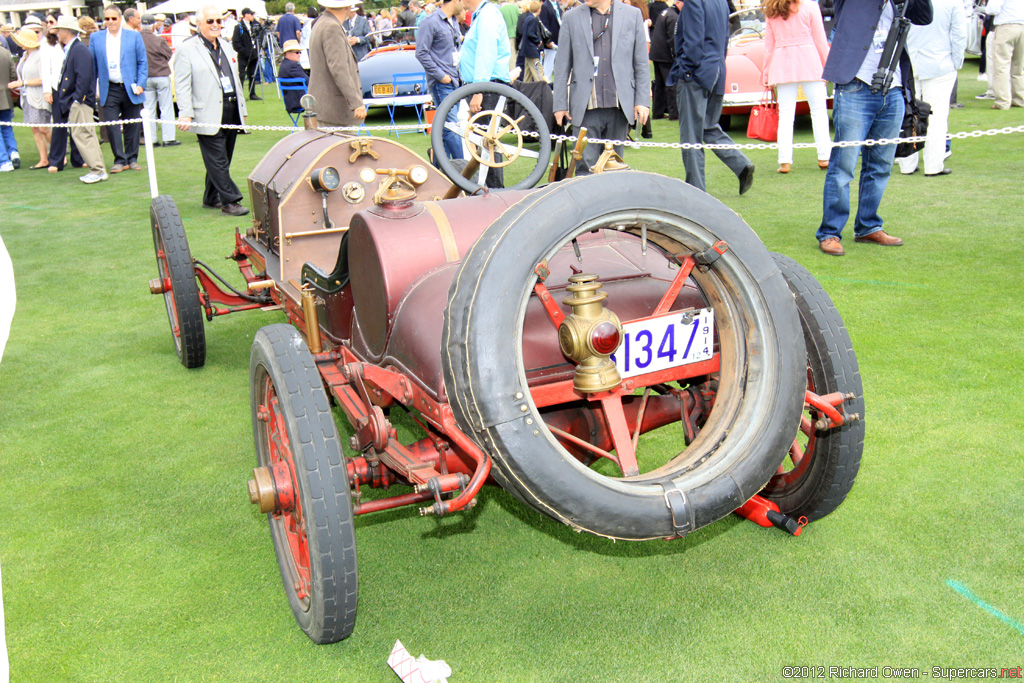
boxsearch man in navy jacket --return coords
[816,0,933,256]
[54,16,107,182]
[668,0,754,194]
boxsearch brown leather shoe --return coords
[221,202,250,217]
[818,160,829,170]
[777,163,790,174]
[819,237,844,256]
[855,230,903,246]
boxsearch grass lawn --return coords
[1,65,1022,682]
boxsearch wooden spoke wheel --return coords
[250,324,358,644]
[150,195,205,368]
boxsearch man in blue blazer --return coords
[90,6,148,173]
[816,0,933,256]
[668,0,755,195]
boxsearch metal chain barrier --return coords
[3,115,1024,151]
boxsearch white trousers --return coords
[542,47,557,83]
[896,70,956,175]
[775,80,831,164]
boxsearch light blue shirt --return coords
[460,1,511,84]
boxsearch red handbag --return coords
[746,88,779,142]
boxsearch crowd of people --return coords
[1,0,1021,249]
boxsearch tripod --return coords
[256,29,282,101]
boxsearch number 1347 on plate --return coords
[610,308,715,379]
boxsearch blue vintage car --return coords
[358,29,430,108]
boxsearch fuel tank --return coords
[347,195,708,401]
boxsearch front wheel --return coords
[250,324,358,643]
[151,195,205,368]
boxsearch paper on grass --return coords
[388,640,452,683]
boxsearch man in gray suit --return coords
[174,4,249,216]
[343,8,373,61]
[552,0,650,174]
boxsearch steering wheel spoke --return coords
[429,82,551,194]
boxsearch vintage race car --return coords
[723,8,833,129]
[149,84,863,643]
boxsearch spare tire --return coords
[442,172,806,540]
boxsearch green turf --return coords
[1,66,1022,682]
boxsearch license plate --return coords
[372,83,394,97]
[610,308,715,379]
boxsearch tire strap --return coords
[660,482,695,539]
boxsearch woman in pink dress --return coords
[761,0,831,173]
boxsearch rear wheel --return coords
[442,172,806,540]
[250,324,358,643]
[759,253,864,521]
[151,195,205,368]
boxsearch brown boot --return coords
[819,237,844,256]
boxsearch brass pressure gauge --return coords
[310,166,341,192]
[408,165,429,186]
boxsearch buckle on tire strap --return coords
[661,483,695,539]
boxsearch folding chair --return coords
[387,72,430,137]
[278,77,309,127]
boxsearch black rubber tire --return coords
[430,81,551,194]
[250,324,358,644]
[151,195,206,368]
[760,253,864,521]
[441,171,806,541]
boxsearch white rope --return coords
[3,117,1023,151]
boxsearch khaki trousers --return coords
[69,102,106,175]
[992,22,1024,108]
[522,57,545,83]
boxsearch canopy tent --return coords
[145,0,267,18]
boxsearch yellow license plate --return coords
[372,84,394,97]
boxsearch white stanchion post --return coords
[141,108,159,198]
[0,233,15,683]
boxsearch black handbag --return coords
[895,98,931,158]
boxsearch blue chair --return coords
[278,77,309,127]
[386,72,430,137]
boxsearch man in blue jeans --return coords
[816,0,933,256]
[416,0,465,160]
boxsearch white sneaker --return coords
[0,162,13,172]
[80,172,108,184]
[977,74,988,81]
[976,92,995,99]
[9,151,19,169]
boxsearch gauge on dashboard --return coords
[310,166,341,192]
[408,165,429,186]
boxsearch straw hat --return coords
[54,15,82,32]
[318,0,360,8]
[11,27,40,49]
[281,39,302,52]
[22,16,44,28]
